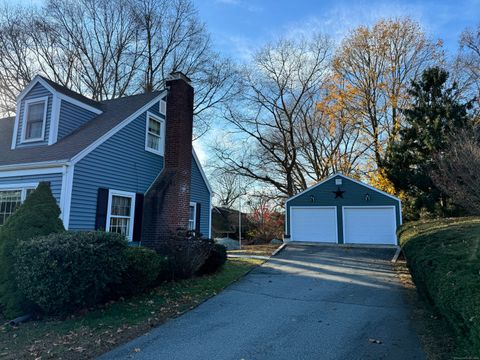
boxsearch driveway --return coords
[98,245,425,360]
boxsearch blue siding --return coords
[57,100,97,140]
[0,173,63,205]
[69,103,164,230]
[190,156,211,237]
[286,175,401,244]
[16,83,53,147]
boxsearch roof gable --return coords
[286,173,401,204]
[0,91,166,168]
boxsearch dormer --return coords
[11,76,103,149]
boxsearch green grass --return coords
[399,217,480,357]
[0,258,263,360]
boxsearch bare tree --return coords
[431,129,480,214]
[456,23,480,115]
[215,35,344,199]
[211,170,249,208]
[333,18,443,169]
[0,0,238,137]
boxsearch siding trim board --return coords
[16,76,102,115]
[49,94,61,145]
[192,148,212,194]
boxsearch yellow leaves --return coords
[367,168,398,196]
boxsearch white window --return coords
[106,190,136,241]
[189,202,197,231]
[159,99,166,115]
[0,185,37,226]
[145,112,165,155]
[21,97,48,142]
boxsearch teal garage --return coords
[285,174,402,245]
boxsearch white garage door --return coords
[290,207,337,243]
[343,207,397,245]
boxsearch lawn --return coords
[399,217,480,358]
[228,243,282,257]
[0,258,263,360]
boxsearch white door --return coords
[290,207,337,243]
[343,207,397,245]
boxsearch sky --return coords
[10,0,480,164]
[192,0,480,163]
[195,0,479,60]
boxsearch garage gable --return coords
[285,174,402,245]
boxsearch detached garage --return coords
[285,174,401,245]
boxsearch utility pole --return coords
[238,196,242,250]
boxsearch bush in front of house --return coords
[197,243,227,275]
[115,246,168,297]
[0,182,65,318]
[15,231,127,315]
[161,230,214,280]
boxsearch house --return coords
[0,72,212,248]
[285,173,402,245]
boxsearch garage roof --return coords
[286,173,401,204]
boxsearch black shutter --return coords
[95,188,109,231]
[132,193,144,242]
[195,203,201,236]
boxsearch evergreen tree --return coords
[384,67,473,219]
[0,182,64,318]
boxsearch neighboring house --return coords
[0,72,212,247]
[285,173,402,245]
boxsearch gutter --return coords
[0,160,69,172]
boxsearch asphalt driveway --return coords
[98,245,425,360]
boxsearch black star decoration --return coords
[333,187,345,199]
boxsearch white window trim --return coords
[20,96,49,143]
[189,202,197,231]
[144,111,165,156]
[106,189,136,241]
[0,183,39,200]
[0,183,39,225]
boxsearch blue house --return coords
[0,72,212,247]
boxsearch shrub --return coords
[197,243,227,275]
[400,218,480,356]
[0,182,65,318]
[15,231,127,315]
[115,247,167,297]
[161,230,214,280]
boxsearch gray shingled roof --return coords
[39,76,103,110]
[0,91,162,167]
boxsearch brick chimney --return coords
[142,72,194,250]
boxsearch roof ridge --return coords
[38,76,102,109]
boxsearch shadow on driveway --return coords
[98,245,425,360]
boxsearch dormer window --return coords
[22,97,48,142]
[145,112,165,155]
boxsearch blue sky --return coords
[196,0,480,60]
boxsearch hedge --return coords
[400,218,480,356]
[197,243,227,275]
[115,247,168,297]
[15,231,128,315]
